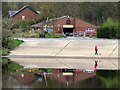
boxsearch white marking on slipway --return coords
[54,40,72,68]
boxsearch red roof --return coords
[31,16,97,28]
[75,19,97,28]
[9,5,40,18]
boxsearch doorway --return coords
[63,28,74,36]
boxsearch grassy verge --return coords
[2,58,23,72]
[45,32,64,38]
[7,39,24,50]
[21,32,39,38]
[2,48,10,56]
[2,39,24,56]
[8,61,23,71]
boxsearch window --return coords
[86,28,94,31]
[22,16,25,20]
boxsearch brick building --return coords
[31,16,97,37]
[8,5,40,20]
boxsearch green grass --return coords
[21,32,39,38]
[0,50,2,54]
[46,68,54,73]
[8,39,24,50]
[2,39,24,55]
[8,61,23,71]
[2,58,23,71]
[45,32,64,38]
[19,31,64,38]
[2,48,10,56]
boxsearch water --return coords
[2,69,120,88]
[2,58,120,88]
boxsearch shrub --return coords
[16,20,35,32]
[2,48,10,56]
[45,31,64,38]
[97,18,119,39]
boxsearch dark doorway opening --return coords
[63,28,74,36]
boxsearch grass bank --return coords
[45,32,64,38]
[2,58,23,72]
[2,39,24,56]
[19,31,65,38]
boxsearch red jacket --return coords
[95,46,98,51]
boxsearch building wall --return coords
[12,8,39,20]
[54,27,63,34]
[32,16,97,37]
[48,17,97,37]
[75,27,97,37]
[48,17,75,27]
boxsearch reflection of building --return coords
[8,5,40,20]
[40,69,96,86]
[12,73,36,85]
[31,16,97,37]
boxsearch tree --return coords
[97,18,119,39]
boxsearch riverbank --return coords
[2,39,24,56]
[2,58,23,72]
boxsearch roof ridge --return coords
[10,5,39,17]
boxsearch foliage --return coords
[2,58,23,71]
[2,18,16,30]
[7,39,24,50]
[2,48,10,56]
[8,61,23,71]
[2,29,13,40]
[2,18,35,37]
[97,18,119,39]
[45,68,54,73]
[97,70,120,88]
[21,31,39,38]
[15,20,35,32]
[2,2,119,26]
[45,31,64,38]
[2,18,31,56]
[2,39,24,55]
[20,31,64,38]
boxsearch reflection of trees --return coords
[73,76,104,88]
[97,70,119,88]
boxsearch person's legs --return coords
[96,50,98,55]
[95,50,98,55]
[95,50,97,55]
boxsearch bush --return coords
[2,39,24,55]
[45,32,64,38]
[29,33,39,38]
[16,20,35,32]
[2,48,10,56]
[21,31,39,38]
[2,58,23,71]
[97,18,119,39]
[8,61,23,71]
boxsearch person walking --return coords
[95,45,98,55]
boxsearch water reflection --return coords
[3,68,120,88]
[36,68,96,87]
[2,58,120,88]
